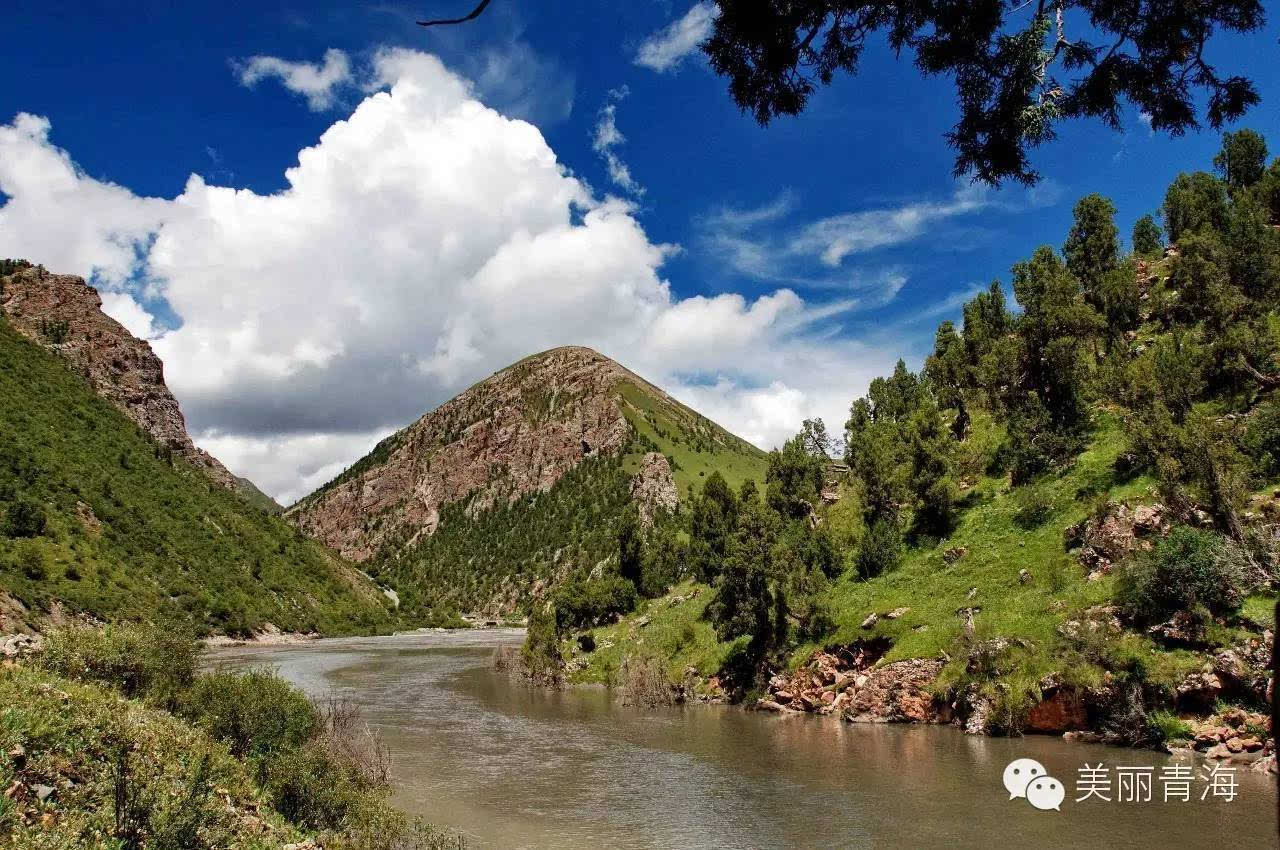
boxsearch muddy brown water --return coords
[209,630,1277,849]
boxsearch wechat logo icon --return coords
[1003,758,1065,811]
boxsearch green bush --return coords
[1246,397,1280,477]
[1149,709,1194,743]
[39,623,198,707]
[3,497,47,538]
[266,739,376,831]
[1115,526,1250,625]
[1012,488,1054,529]
[855,519,901,579]
[552,573,638,630]
[323,806,467,850]
[181,669,319,759]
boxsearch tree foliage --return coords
[704,0,1265,185]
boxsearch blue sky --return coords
[2,1,1278,500]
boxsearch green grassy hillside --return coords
[574,410,1269,711]
[0,318,393,636]
[616,381,768,498]
[564,135,1280,738]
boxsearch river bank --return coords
[208,630,1278,849]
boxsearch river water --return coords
[209,630,1277,849]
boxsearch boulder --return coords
[943,546,967,564]
[1066,501,1168,576]
[844,658,945,724]
[1176,670,1222,712]
[1147,610,1205,648]
[860,613,879,629]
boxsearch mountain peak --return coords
[289,344,765,563]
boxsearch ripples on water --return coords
[209,631,1277,850]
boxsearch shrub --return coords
[1149,710,1194,743]
[266,739,370,830]
[323,806,467,850]
[1115,526,1250,625]
[1246,398,1280,477]
[181,669,319,759]
[552,573,637,630]
[855,519,901,579]
[264,698,393,834]
[520,603,562,686]
[4,497,47,538]
[39,623,198,707]
[619,654,675,707]
[314,698,391,788]
[1012,488,1054,529]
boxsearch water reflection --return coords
[210,632,1276,849]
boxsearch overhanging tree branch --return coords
[417,0,493,28]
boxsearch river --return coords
[209,630,1277,849]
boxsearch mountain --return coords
[0,262,252,492]
[0,261,392,636]
[289,345,768,615]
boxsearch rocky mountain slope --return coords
[290,345,766,562]
[0,262,242,493]
[0,262,392,636]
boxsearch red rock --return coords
[1226,737,1245,753]
[845,658,945,724]
[1025,689,1088,733]
[628,454,678,527]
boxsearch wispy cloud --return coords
[233,48,352,111]
[698,186,999,299]
[592,86,645,196]
[634,2,717,73]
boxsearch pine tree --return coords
[1064,193,1120,304]
[1131,214,1163,256]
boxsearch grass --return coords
[575,409,1244,714]
[615,381,769,498]
[570,580,741,691]
[1,625,466,850]
[0,317,394,636]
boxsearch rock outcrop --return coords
[1065,501,1168,578]
[289,347,721,561]
[759,642,947,724]
[629,452,678,527]
[0,265,237,491]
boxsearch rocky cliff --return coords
[0,264,237,491]
[290,346,761,562]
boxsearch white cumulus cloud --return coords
[235,48,353,111]
[635,2,718,73]
[0,49,897,504]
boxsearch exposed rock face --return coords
[845,659,946,723]
[1025,687,1088,733]
[760,642,946,724]
[290,346,689,561]
[1065,501,1168,578]
[0,266,237,491]
[629,452,678,527]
